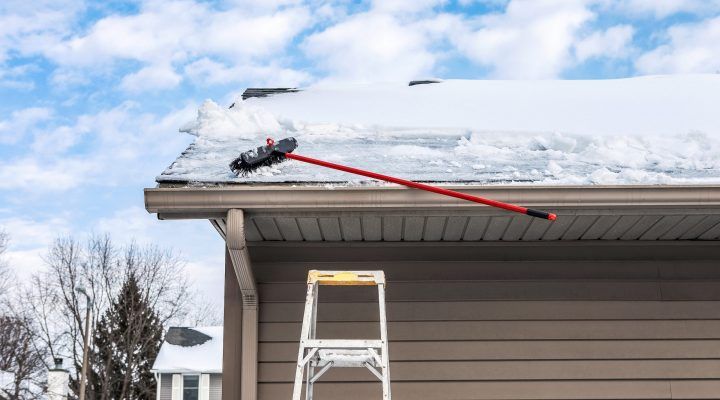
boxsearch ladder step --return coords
[315,349,379,368]
[308,270,386,286]
[293,270,391,400]
[301,339,383,349]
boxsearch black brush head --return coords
[230,137,298,176]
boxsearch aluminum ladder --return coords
[291,270,391,400]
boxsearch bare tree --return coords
[0,230,11,306]
[0,231,46,399]
[25,234,217,399]
[184,297,223,327]
[0,315,46,400]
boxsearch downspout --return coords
[226,209,258,400]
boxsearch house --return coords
[144,76,720,400]
[152,327,223,400]
[0,370,13,400]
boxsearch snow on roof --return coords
[0,370,14,390]
[158,75,720,186]
[152,326,223,373]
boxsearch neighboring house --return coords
[152,327,222,400]
[145,76,720,400]
[0,370,13,400]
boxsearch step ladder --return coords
[292,270,391,400]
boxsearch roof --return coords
[0,370,13,392]
[157,75,720,186]
[152,326,223,373]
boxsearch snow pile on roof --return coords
[160,75,720,185]
[0,370,14,390]
[152,326,222,373]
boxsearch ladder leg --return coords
[305,363,315,400]
[378,283,391,400]
[306,288,318,400]
[291,348,306,400]
[292,283,317,400]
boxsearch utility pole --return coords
[76,286,93,400]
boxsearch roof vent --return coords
[241,88,300,101]
[165,327,212,347]
[408,79,442,86]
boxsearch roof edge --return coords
[151,369,222,374]
[144,185,720,219]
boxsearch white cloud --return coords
[575,24,634,62]
[370,0,448,14]
[0,107,54,144]
[96,206,169,245]
[120,64,183,92]
[33,0,311,92]
[636,16,720,74]
[0,156,96,191]
[303,12,439,82]
[448,0,595,78]
[0,0,81,64]
[197,6,311,60]
[184,58,312,87]
[0,63,38,89]
[31,124,85,155]
[0,215,71,279]
[0,216,69,250]
[614,0,720,18]
[2,102,197,192]
[43,1,203,67]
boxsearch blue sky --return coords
[2,0,720,307]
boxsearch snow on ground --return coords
[159,75,720,185]
[152,326,223,373]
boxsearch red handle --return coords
[284,152,556,221]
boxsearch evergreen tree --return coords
[89,273,163,400]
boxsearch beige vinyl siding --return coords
[250,242,720,400]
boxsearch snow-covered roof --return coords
[152,326,222,373]
[158,75,720,186]
[0,370,14,391]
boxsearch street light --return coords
[75,285,93,400]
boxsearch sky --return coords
[1,0,720,309]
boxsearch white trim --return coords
[171,374,182,400]
[155,373,161,400]
[152,370,222,374]
[199,374,210,400]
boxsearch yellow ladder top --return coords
[307,270,386,286]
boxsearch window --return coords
[183,375,199,400]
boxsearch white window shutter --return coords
[199,374,210,400]
[171,374,182,400]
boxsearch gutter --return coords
[145,184,720,220]
[151,369,222,374]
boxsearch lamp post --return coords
[75,286,93,400]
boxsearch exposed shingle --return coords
[165,327,212,347]
[240,87,300,101]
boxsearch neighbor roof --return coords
[152,326,222,373]
[158,75,720,186]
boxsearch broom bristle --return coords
[229,137,298,176]
[230,151,288,176]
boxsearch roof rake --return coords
[231,137,557,221]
